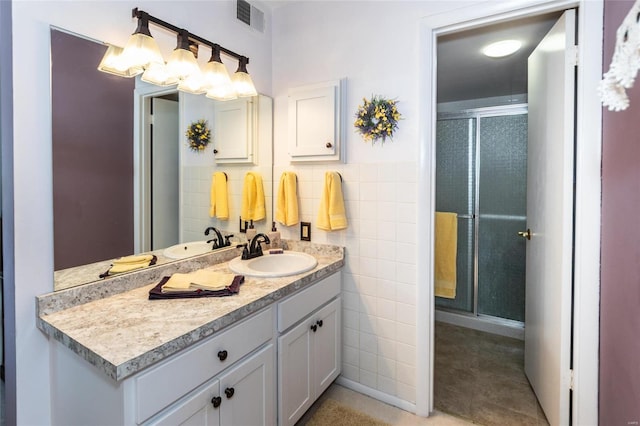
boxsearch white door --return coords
[151,97,179,250]
[524,10,575,426]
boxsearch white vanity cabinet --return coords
[150,343,275,426]
[50,307,276,426]
[277,272,342,426]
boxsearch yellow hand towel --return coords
[209,172,229,220]
[435,212,458,299]
[162,270,237,293]
[108,261,150,274]
[276,172,299,226]
[112,254,154,265]
[317,171,348,231]
[241,172,266,222]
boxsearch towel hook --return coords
[223,172,228,181]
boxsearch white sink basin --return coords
[163,241,212,260]
[228,251,318,278]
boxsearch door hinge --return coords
[569,369,575,390]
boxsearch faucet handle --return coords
[224,234,235,246]
[236,243,249,259]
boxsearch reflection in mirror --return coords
[51,28,273,291]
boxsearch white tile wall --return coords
[273,161,418,403]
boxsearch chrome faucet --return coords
[205,227,231,249]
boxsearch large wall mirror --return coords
[51,28,273,291]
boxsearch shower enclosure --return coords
[435,105,528,325]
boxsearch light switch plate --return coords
[300,222,311,241]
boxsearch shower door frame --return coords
[436,104,528,329]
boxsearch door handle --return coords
[518,229,531,240]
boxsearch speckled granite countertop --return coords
[37,241,344,382]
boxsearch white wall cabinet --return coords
[213,97,257,164]
[151,344,275,426]
[277,273,342,426]
[288,80,345,163]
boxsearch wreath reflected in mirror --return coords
[354,95,401,145]
[186,119,211,153]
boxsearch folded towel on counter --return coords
[241,171,266,222]
[112,254,155,265]
[99,255,157,278]
[435,212,458,299]
[317,171,347,231]
[161,270,239,293]
[149,275,244,300]
[209,171,229,220]
[276,171,299,226]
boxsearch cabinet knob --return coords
[310,324,317,332]
[213,149,219,154]
[211,396,222,408]
[217,350,228,361]
[326,142,333,148]
[316,320,323,328]
[225,387,235,399]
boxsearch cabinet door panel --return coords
[287,80,343,162]
[214,98,253,162]
[314,298,341,394]
[151,379,220,426]
[219,344,275,426]
[278,321,313,426]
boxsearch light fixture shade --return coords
[201,59,233,90]
[97,44,142,77]
[206,83,238,101]
[167,48,200,80]
[141,62,179,87]
[120,33,164,69]
[232,57,257,97]
[482,40,522,58]
[178,72,207,95]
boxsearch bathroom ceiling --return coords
[437,12,562,103]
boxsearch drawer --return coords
[278,272,340,333]
[136,307,274,424]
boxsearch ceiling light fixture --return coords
[98,8,257,100]
[482,40,522,58]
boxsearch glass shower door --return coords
[477,113,528,321]
[435,117,476,313]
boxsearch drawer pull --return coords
[225,387,235,399]
[211,396,222,408]
[217,350,228,361]
[310,324,317,332]
[316,320,323,328]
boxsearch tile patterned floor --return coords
[435,321,550,425]
[298,383,472,425]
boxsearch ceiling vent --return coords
[237,0,265,33]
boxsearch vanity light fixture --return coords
[482,39,522,58]
[98,7,258,100]
[97,44,142,77]
[118,10,164,71]
[232,56,258,97]
[203,45,238,101]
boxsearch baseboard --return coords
[335,376,418,415]
[435,309,524,340]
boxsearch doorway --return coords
[416,1,603,424]
[135,88,180,253]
